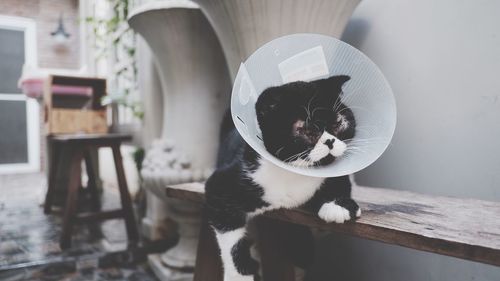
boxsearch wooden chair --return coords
[44,133,139,249]
[163,182,500,281]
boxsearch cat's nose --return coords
[324,138,335,149]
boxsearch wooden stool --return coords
[44,133,139,249]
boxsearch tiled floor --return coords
[0,173,170,281]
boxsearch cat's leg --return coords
[205,170,259,281]
[305,175,361,223]
[214,226,259,281]
[207,209,258,281]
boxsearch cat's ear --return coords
[255,86,284,120]
[321,75,351,89]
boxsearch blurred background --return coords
[0,0,499,280]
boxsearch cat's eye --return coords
[292,120,306,134]
[328,122,341,134]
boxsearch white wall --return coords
[309,0,500,280]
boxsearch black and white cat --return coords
[205,75,361,281]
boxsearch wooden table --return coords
[44,133,139,249]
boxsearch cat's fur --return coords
[205,75,360,281]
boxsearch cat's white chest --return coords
[250,158,324,211]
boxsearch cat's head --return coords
[255,75,355,167]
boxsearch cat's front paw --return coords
[318,198,361,223]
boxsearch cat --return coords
[205,75,361,281]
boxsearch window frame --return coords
[0,15,40,174]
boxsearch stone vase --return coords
[192,0,361,79]
[129,1,231,280]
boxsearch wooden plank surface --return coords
[165,182,500,267]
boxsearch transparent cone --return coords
[231,33,397,177]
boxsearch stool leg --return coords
[84,149,101,212]
[111,144,139,246]
[44,139,60,214]
[60,148,83,249]
[194,215,223,281]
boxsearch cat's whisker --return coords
[307,157,317,168]
[343,137,363,142]
[344,149,366,156]
[346,147,368,153]
[348,140,386,145]
[307,92,318,112]
[344,136,386,142]
[283,149,311,163]
[275,146,285,157]
[335,107,352,115]
[338,105,368,113]
[347,143,372,148]
[346,138,387,143]
[345,148,369,155]
[335,105,368,117]
[304,157,314,168]
[342,137,357,142]
[302,106,311,126]
[284,154,299,163]
[346,144,369,150]
[333,99,347,113]
[347,151,367,156]
[285,149,310,160]
[311,107,330,118]
[346,145,365,150]
[331,90,345,113]
[346,140,387,146]
[291,156,309,168]
[332,100,344,114]
[304,92,319,125]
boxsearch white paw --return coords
[318,202,352,223]
[356,208,362,218]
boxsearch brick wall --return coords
[0,0,80,69]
